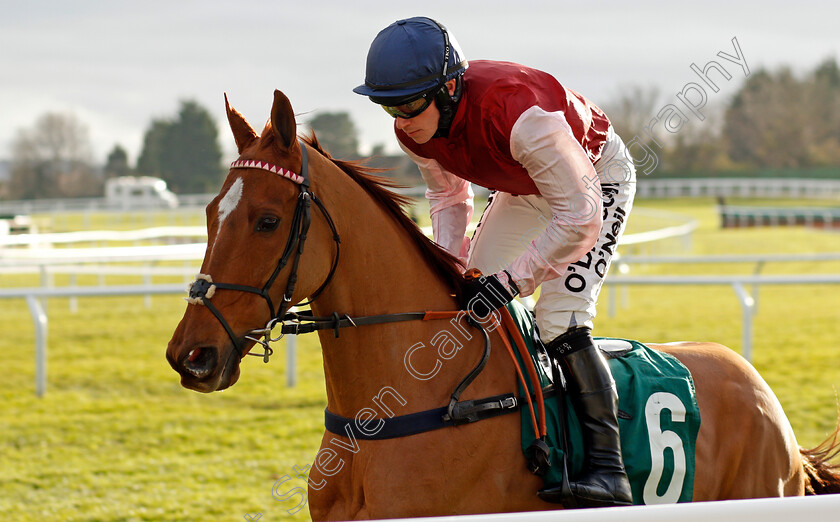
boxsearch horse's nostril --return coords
[182,347,218,379]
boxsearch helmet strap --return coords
[433,75,463,139]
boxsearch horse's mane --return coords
[301,134,467,300]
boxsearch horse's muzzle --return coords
[166,343,241,393]
[183,347,218,380]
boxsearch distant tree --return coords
[605,60,840,173]
[601,85,661,146]
[659,114,732,174]
[370,143,387,157]
[308,112,359,159]
[808,58,840,165]
[104,145,131,179]
[723,61,840,169]
[814,58,840,87]
[136,100,223,193]
[136,120,169,178]
[9,112,100,199]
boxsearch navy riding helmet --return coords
[354,17,468,135]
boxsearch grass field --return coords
[1,197,839,521]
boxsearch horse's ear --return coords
[270,89,297,151]
[224,93,258,154]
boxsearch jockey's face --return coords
[394,79,456,145]
[395,98,440,144]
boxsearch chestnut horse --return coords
[166,90,840,520]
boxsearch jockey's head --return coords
[354,17,468,138]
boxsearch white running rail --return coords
[373,495,840,522]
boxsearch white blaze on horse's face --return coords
[217,177,244,227]
[209,176,244,258]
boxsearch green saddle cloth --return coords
[505,301,702,505]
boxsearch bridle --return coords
[186,139,340,362]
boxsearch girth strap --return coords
[324,387,556,441]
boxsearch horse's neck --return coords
[310,163,456,316]
[308,161,490,416]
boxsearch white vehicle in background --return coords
[105,176,179,210]
[0,214,35,236]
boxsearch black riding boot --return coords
[538,328,633,507]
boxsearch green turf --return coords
[1,296,325,521]
[1,198,839,520]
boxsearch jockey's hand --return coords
[461,269,519,317]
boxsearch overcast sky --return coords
[1,0,837,165]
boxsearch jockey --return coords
[354,17,636,507]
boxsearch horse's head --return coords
[166,90,338,392]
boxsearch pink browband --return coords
[230,159,304,185]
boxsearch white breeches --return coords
[468,129,636,341]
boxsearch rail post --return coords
[25,295,48,397]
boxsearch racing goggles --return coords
[380,91,434,119]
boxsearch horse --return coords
[166,90,840,520]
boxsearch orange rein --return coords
[422,309,548,440]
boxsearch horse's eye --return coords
[255,216,280,232]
